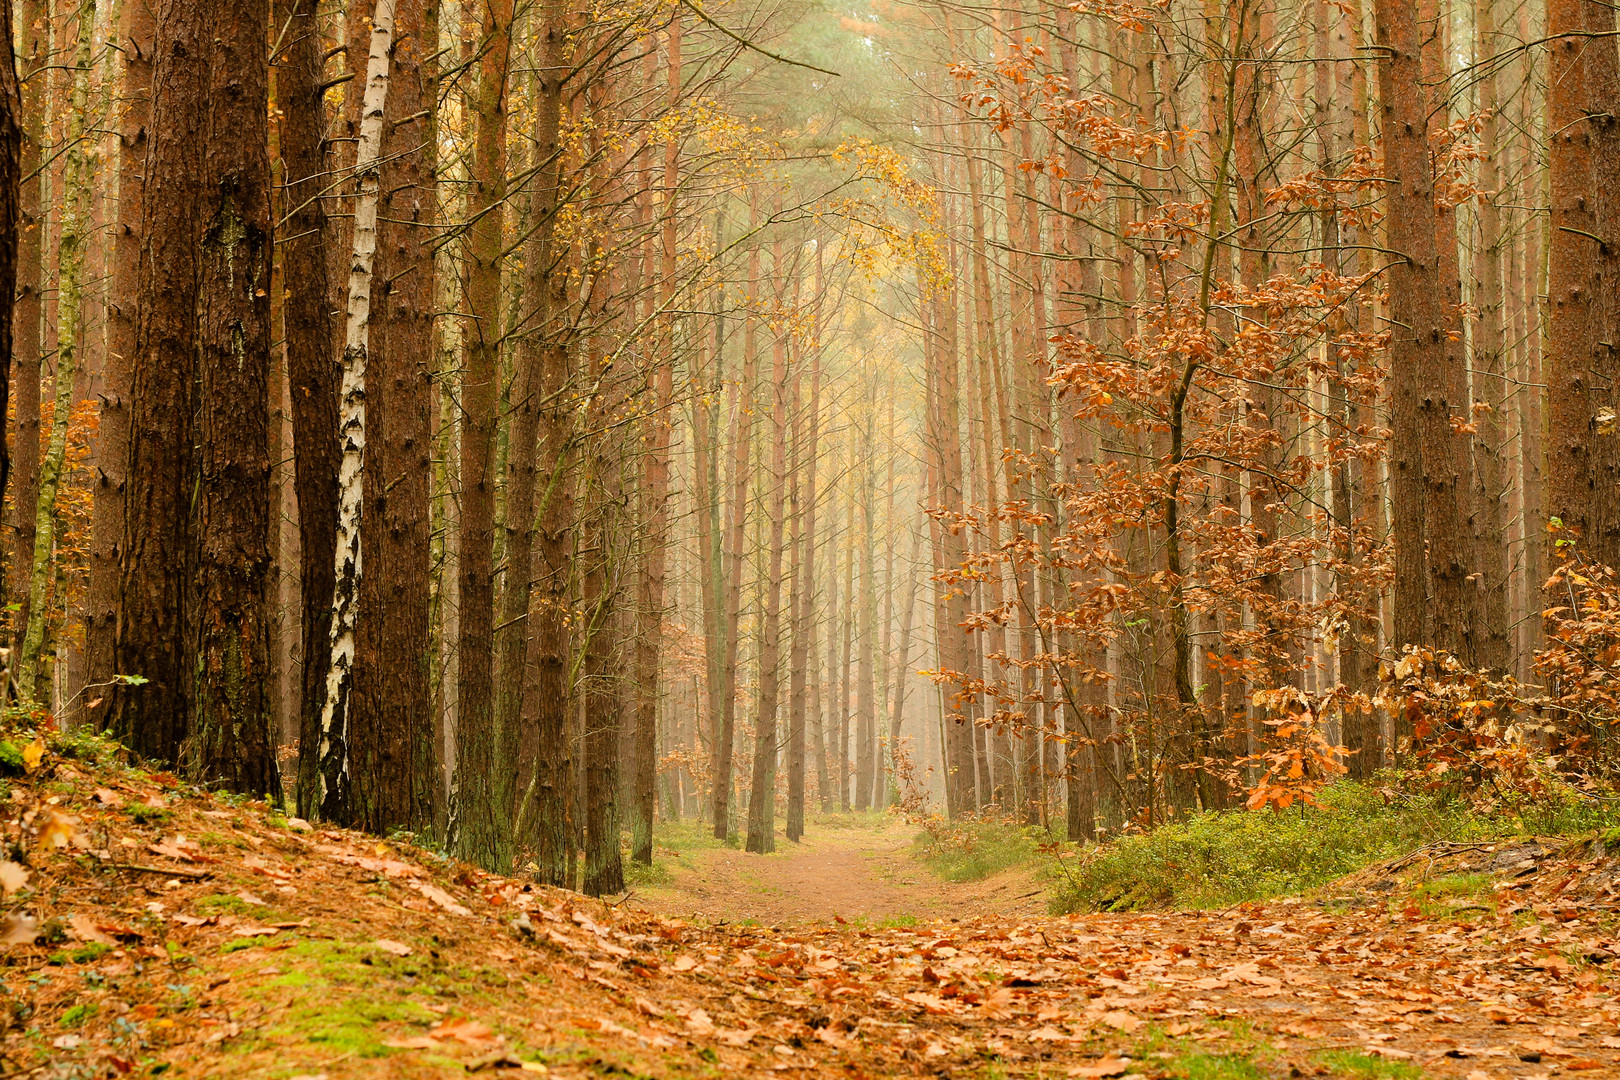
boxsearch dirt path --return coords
[631,819,1048,925]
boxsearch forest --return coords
[7,0,1620,1073]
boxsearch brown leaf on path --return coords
[1068,1057,1131,1078]
[671,954,699,971]
[684,1009,714,1035]
[40,809,88,849]
[715,1027,758,1046]
[93,787,124,807]
[428,1017,498,1045]
[0,912,39,945]
[410,879,472,917]
[0,861,28,897]
[148,835,198,862]
[1099,1009,1142,1033]
[374,938,411,956]
[68,914,114,944]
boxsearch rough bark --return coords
[277,0,338,816]
[453,0,514,872]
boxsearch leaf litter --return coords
[5,738,1620,1077]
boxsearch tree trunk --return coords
[349,0,436,833]
[1547,0,1620,567]
[712,241,757,840]
[317,0,396,818]
[630,16,680,865]
[278,0,338,817]
[745,237,790,855]
[18,0,95,702]
[453,0,514,871]
[10,0,43,676]
[1375,0,1443,662]
[507,0,570,885]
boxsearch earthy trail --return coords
[632,818,1046,925]
[13,737,1620,1078]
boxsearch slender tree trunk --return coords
[1375,0,1443,659]
[317,0,395,818]
[278,0,337,817]
[453,0,514,871]
[786,259,821,842]
[349,0,436,832]
[1547,0,1620,567]
[712,242,757,840]
[745,236,790,854]
[631,17,680,864]
[10,0,44,675]
[18,0,96,702]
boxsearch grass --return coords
[1314,1049,1423,1078]
[1052,781,1620,913]
[1410,872,1494,921]
[914,821,1043,883]
[1131,1023,1274,1080]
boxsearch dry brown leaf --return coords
[0,861,28,897]
[410,880,472,917]
[428,1018,498,1045]
[0,912,38,946]
[1068,1057,1131,1079]
[1100,1009,1142,1033]
[671,954,698,971]
[374,939,412,957]
[40,809,87,849]
[69,914,114,945]
[93,788,124,807]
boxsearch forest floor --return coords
[630,816,1046,926]
[9,731,1620,1080]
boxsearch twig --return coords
[104,862,213,880]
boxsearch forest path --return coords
[631,816,1048,926]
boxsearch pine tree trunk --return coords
[278,0,337,817]
[350,0,436,833]
[453,0,514,871]
[20,0,97,702]
[1547,0,1620,567]
[745,238,790,854]
[711,242,757,840]
[1471,0,1512,672]
[507,0,570,884]
[1374,0,1441,662]
[10,0,44,677]
[786,260,822,842]
[630,17,680,864]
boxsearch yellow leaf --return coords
[22,738,44,775]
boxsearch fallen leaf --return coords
[0,912,39,945]
[410,880,472,917]
[671,954,699,971]
[684,1009,714,1035]
[1100,1010,1142,1033]
[715,1027,758,1046]
[93,788,124,807]
[428,1017,498,1045]
[1068,1057,1131,1079]
[69,914,114,945]
[0,861,28,897]
[40,809,87,849]
[22,738,44,774]
[374,939,412,957]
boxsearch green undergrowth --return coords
[914,821,1044,883]
[1052,781,1620,913]
[1130,1021,1275,1080]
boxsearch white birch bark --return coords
[317,0,395,819]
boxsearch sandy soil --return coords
[629,819,1049,925]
